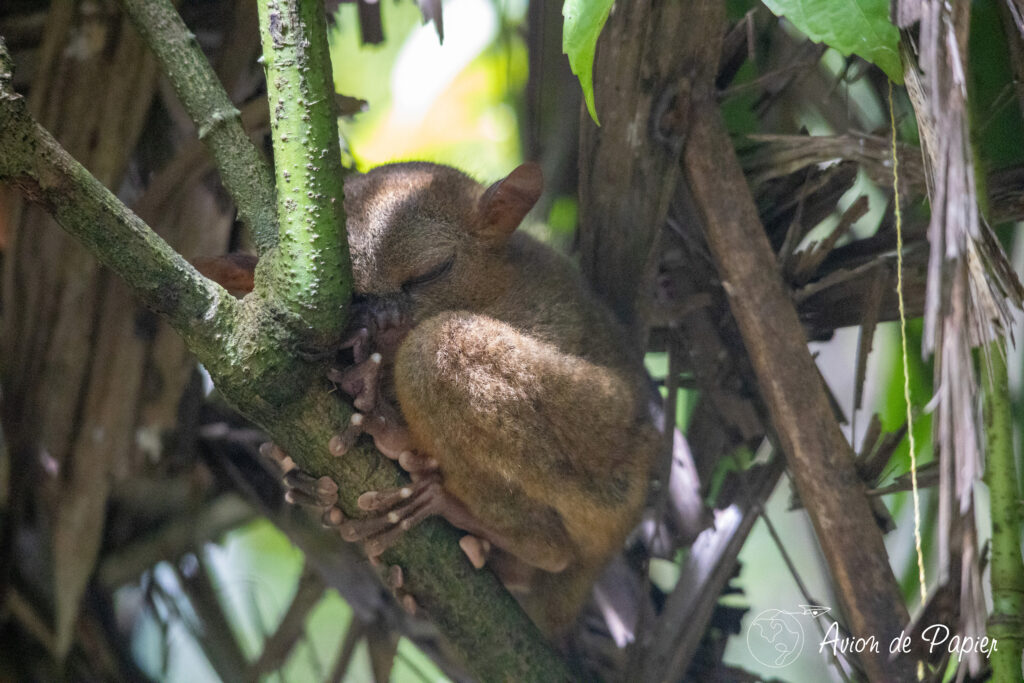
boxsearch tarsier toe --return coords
[259,442,295,474]
[459,535,492,570]
[281,470,339,507]
[398,450,438,473]
[366,537,388,557]
[315,476,339,506]
[357,486,414,511]
[339,523,363,543]
[401,594,418,616]
[331,352,384,414]
[380,561,420,618]
[387,564,404,590]
[322,507,346,527]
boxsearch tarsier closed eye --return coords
[402,255,454,290]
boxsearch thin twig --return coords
[118,0,277,251]
[759,511,856,682]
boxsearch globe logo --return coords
[746,608,805,668]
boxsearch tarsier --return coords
[206,162,659,633]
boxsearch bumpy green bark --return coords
[256,0,352,342]
[982,342,1024,683]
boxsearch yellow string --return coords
[890,80,928,610]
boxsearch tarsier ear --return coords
[192,253,258,298]
[475,162,543,239]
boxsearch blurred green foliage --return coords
[329,0,527,179]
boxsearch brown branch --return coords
[578,0,723,342]
[682,96,916,681]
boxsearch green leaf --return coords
[761,0,903,84]
[562,0,613,125]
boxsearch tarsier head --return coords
[343,162,543,323]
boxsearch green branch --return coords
[119,0,278,253]
[982,341,1024,683]
[256,0,352,341]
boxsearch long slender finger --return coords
[357,485,418,512]
[339,481,439,547]
[398,450,438,473]
[329,413,365,456]
[339,512,395,543]
[282,471,339,507]
[362,496,438,557]
[336,326,371,363]
[356,473,440,511]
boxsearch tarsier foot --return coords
[339,474,445,559]
[282,469,339,508]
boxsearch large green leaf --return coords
[762,0,903,83]
[563,0,613,125]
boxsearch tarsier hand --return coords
[326,302,424,465]
[325,312,453,560]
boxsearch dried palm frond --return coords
[895,1,1024,677]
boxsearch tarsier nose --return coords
[348,293,409,330]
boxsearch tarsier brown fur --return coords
[201,162,658,634]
